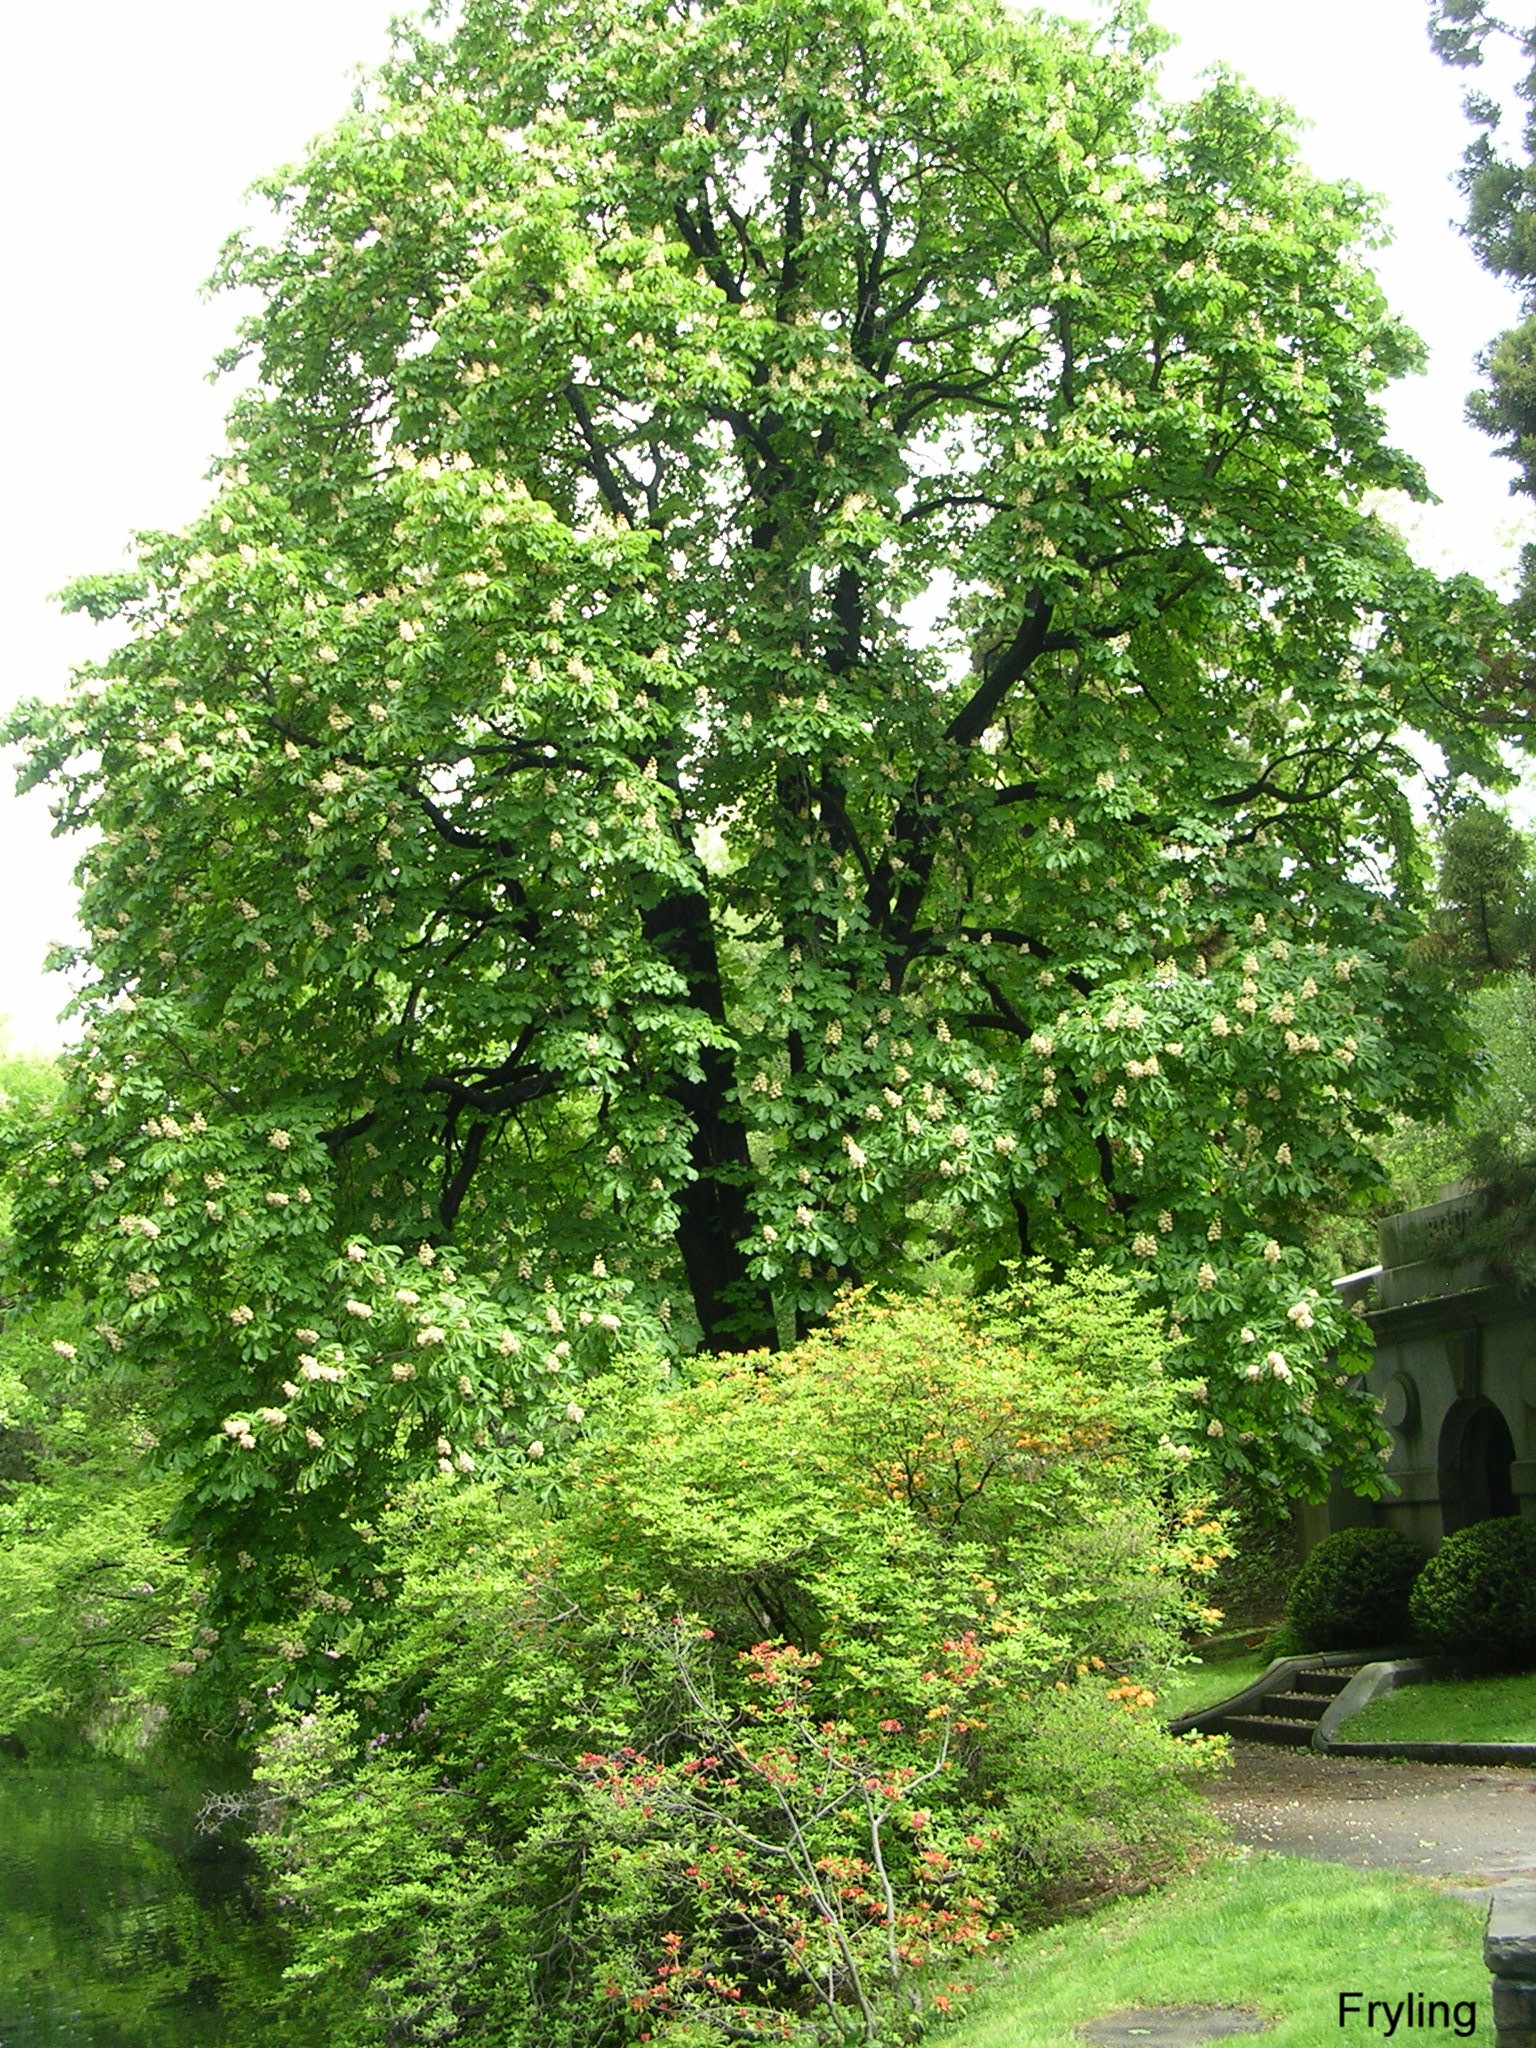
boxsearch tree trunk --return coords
[642,890,777,1351]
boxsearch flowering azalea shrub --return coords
[248,1283,1226,2045]
[524,1628,1012,2042]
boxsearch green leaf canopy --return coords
[6,0,1524,1584]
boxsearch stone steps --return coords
[1290,1668,1354,1697]
[1264,1690,1331,1721]
[1205,1665,1363,1748]
[1220,1714,1323,1746]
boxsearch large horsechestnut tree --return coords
[4,0,1521,1621]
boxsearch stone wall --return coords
[1299,1194,1536,1555]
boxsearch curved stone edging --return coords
[1311,1656,1454,1749]
[1313,1655,1536,1765]
[1168,1647,1536,1765]
[1167,1648,1407,1738]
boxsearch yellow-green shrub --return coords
[251,1279,1225,2046]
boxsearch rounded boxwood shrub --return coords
[1285,1526,1426,1651]
[1409,1516,1536,1662]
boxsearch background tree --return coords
[1427,5,1536,272]
[1428,2,1536,632]
[1431,793,1536,978]
[1376,789,1536,1270]
[5,0,1525,1626]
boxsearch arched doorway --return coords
[1438,1398,1518,1535]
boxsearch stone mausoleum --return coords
[1299,1192,1536,1556]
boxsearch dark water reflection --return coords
[0,1762,303,2046]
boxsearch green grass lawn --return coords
[1339,1667,1536,1744]
[938,1854,1485,2048]
[1155,1650,1273,1722]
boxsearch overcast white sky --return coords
[0,0,1527,1054]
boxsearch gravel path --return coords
[1203,1743,1536,1898]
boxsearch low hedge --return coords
[1285,1525,1425,1652]
[1410,1516,1536,1663]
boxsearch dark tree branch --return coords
[673,191,749,304]
[565,382,640,526]
[440,1117,489,1231]
[319,1107,379,1150]
[945,594,1053,748]
[420,1067,558,1118]
[776,111,811,317]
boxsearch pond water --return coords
[0,1762,303,2047]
